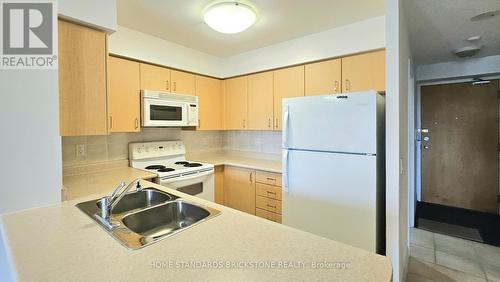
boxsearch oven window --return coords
[177,183,203,196]
[150,105,182,121]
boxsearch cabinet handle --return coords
[267,204,276,209]
[266,177,276,181]
[109,116,113,129]
[268,118,271,128]
[275,118,279,129]
[198,119,201,128]
[173,81,176,92]
[135,118,139,129]
[346,79,350,91]
[243,119,246,129]
[166,80,169,90]
[334,80,339,92]
[249,172,253,183]
[266,191,276,195]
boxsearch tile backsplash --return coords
[62,129,281,167]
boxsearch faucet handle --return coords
[110,181,126,200]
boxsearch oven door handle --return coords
[160,170,213,183]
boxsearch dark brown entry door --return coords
[421,80,499,214]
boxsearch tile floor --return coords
[407,228,500,282]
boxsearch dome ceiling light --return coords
[203,2,257,34]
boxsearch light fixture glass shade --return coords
[204,2,257,34]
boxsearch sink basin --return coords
[95,188,173,214]
[76,187,220,250]
[122,200,210,238]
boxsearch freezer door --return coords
[282,149,378,252]
[282,91,378,154]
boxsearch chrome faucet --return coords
[96,178,142,228]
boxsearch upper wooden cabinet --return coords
[224,76,248,130]
[273,66,305,130]
[224,166,256,215]
[305,58,342,96]
[58,20,108,136]
[248,71,274,130]
[196,75,223,130]
[139,63,195,94]
[342,50,385,93]
[108,56,141,132]
[171,70,195,95]
[140,63,171,92]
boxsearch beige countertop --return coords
[63,166,157,200]
[1,180,391,281]
[188,151,282,173]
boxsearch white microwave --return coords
[141,90,198,127]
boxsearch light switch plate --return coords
[76,144,86,157]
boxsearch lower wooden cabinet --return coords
[214,166,224,204]
[223,166,255,214]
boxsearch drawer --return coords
[256,195,282,214]
[256,183,282,200]
[255,208,282,223]
[255,171,282,187]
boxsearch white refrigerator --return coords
[282,91,385,254]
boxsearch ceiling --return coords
[117,0,385,57]
[404,0,500,65]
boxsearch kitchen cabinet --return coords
[223,166,255,214]
[305,58,342,96]
[139,64,195,95]
[273,66,304,130]
[195,75,223,130]
[342,50,385,93]
[248,71,274,130]
[171,69,195,95]
[224,76,248,130]
[140,63,171,92]
[108,56,141,132]
[58,20,108,136]
[214,166,224,205]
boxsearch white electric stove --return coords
[129,141,214,202]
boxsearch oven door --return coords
[142,98,188,127]
[159,170,214,202]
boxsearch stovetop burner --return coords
[174,161,190,165]
[145,165,166,170]
[157,168,175,172]
[184,163,202,167]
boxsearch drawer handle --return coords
[267,204,276,209]
[266,177,276,181]
[266,191,276,195]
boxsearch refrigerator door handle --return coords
[282,149,289,193]
[283,105,290,148]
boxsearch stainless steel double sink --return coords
[77,188,220,250]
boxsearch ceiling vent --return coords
[470,10,500,21]
[454,46,482,58]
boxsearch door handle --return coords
[283,105,290,148]
[283,150,289,193]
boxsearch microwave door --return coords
[143,98,188,127]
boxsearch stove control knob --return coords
[137,147,142,153]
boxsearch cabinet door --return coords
[140,63,171,92]
[224,76,248,130]
[224,166,255,214]
[273,66,304,130]
[108,57,141,132]
[58,20,108,136]
[248,71,274,130]
[342,50,385,93]
[214,166,224,205]
[305,58,341,96]
[196,75,223,130]
[171,70,195,95]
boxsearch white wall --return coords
[108,26,224,77]
[108,16,386,78]
[221,16,386,77]
[385,0,411,281]
[416,54,500,82]
[59,0,117,32]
